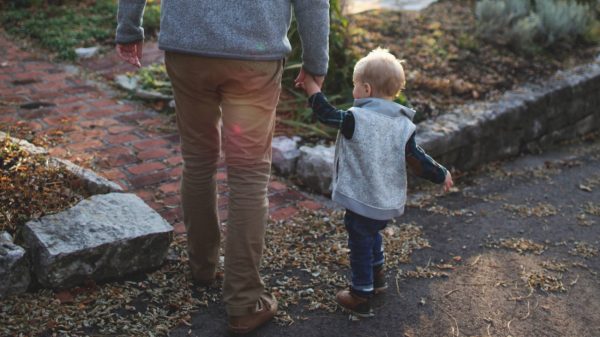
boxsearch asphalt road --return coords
[170,134,600,337]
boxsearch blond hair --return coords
[353,47,405,98]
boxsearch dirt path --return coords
[170,135,600,337]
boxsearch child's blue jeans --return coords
[344,210,389,297]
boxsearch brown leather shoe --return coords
[192,271,223,287]
[373,266,388,294]
[336,289,374,317]
[228,293,277,334]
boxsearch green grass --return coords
[0,0,160,61]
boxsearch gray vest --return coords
[331,98,416,220]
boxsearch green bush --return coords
[283,0,358,133]
[1,0,117,60]
[475,0,596,51]
[536,0,592,45]
[142,0,161,36]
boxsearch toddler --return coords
[300,48,453,317]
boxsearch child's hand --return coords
[443,171,454,192]
[303,75,322,96]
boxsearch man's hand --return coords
[116,41,143,68]
[443,171,454,192]
[294,68,324,90]
[303,75,322,96]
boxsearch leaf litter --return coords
[486,237,546,255]
[1,208,435,335]
[0,136,90,238]
[503,203,558,218]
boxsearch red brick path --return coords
[0,32,327,234]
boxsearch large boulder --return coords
[0,232,30,298]
[296,145,335,194]
[22,193,173,289]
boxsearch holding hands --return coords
[295,68,324,96]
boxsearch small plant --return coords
[475,0,597,52]
[535,0,592,46]
[135,63,172,96]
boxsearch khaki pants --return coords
[165,52,282,316]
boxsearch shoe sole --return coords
[335,301,375,318]
[228,294,277,334]
[374,285,388,294]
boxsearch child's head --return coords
[352,48,405,100]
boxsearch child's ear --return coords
[364,83,372,96]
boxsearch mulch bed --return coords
[0,136,90,239]
[349,0,599,121]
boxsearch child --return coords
[300,48,453,317]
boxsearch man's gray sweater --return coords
[116,0,330,76]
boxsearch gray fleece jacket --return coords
[116,0,330,76]
[332,98,416,220]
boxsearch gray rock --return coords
[114,74,138,91]
[135,89,173,101]
[296,145,335,194]
[0,131,47,155]
[49,158,123,194]
[0,231,12,242]
[272,136,301,175]
[75,46,99,59]
[22,193,173,288]
[0,233,30,298]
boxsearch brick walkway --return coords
[0,31,327,234]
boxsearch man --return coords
[115,0,329,334]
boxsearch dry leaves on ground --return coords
[569,241,599,258]
[263,210,433,324]
[527,272,566,293]
[486,237,546,255]
[0,136,90,237]
[503,203,558,218]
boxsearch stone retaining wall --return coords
[416,58,600,171]
[273,56,600,194]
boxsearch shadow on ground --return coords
[170,135,600,337]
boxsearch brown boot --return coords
[335,289,374,317]
[373,265,388,294]
[228,293,277,334]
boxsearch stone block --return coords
[50,158,123,194]
[296,145,335,195]
[272,136,301,175]
[0,232,30,298]
[23,193,173,288]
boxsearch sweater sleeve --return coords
[405,133,448,184]
[291,0,330,76]
[115,0,146,44]
[308,92,355,139]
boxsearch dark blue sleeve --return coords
[405,133,448,184]
[308,92,355,139]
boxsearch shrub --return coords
[475,0,596,51]
[535,0,592,46]
[142,1,161,37]
[282,0,358,135]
